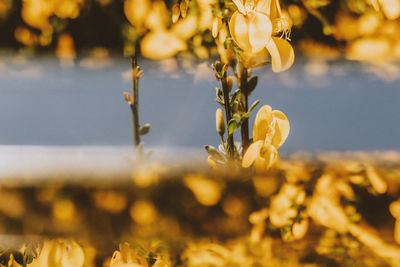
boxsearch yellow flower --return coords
[229,0,295,72]
[229,0,273,53]
[242,105,290,172]
[29,239,85,267]
[110,243,148,267]
[140,31,187,60]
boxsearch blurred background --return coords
[1,0,400,152]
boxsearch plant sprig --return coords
[205,60,261,164]
[124,54,151,157]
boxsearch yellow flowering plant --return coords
[206,0,293,170]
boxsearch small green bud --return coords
[216,108,225,136]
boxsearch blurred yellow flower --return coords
[140,31,187,60]
[242,105,290,173]
[110,243,148,267]
[269,184,303,228]
[378,0,400,20]
[184,174,222,206]
[29,239,84,267]
[229,0,295,72]
[126,0,198,60]
[21,0,84,31]
[124,0,151,30]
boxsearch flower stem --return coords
[239,65,250,155]
[221,71,234,159]
[130,55,141,148]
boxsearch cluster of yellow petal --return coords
[229,0,295,72]
[390,200,400,244]
[21,0,84,30]
[332,5,400,62]
[16,0,83,47]
[14,26,38,47]
[110,242,148,267]
[0,0,12,19]
[124,0,208,60]
[56,33,76,61]
[182,239,273,267]
[184,174,222,206]
[110,242,171,267]
[28,239,85,267]
[242,105,290,173]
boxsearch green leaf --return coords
[231,101,239,113]
[228,120,238,135]
[231,113,241,120]
[230,89,240,103]
[24,242,39,265]
[241,112,251,119]
[212,61,226,79]
[139,124,151,136]
[216,98,225,106]
[247,76,258,95]
[248,99,261,113]
[205,145,225,161]
[215,87,223,99]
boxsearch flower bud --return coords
[136,69,144,78]
[226,76,233,92]
[123,92,133,103]
[172,4,180,23]
[216,108,225,136]
[212,17,222,38]
[180,1,188,18]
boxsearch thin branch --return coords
[221,71,234,159]
[239,65,249,155]
[130,55,141,148]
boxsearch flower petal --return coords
[229,11,251,52]
[379,0,400,20]
[260,144,279,169]
[140,31,186,60]
[242,48,269,69]
[271,110,290,148]
[124,0,151,28]
[170,15,197,41]
[242,140,263,168]
[266,37,295,72]
[268,0,282,20]
[253,144,279,173]
[248,12,273,53]
[253,105,273,142]
[232,0,247,14]
[254,156,268,173]
[256,0,269,15]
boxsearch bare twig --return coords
[130,55,141,148]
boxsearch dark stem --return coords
[130,55,141,147]
[221,72,234,159]
[239,66,249,155]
